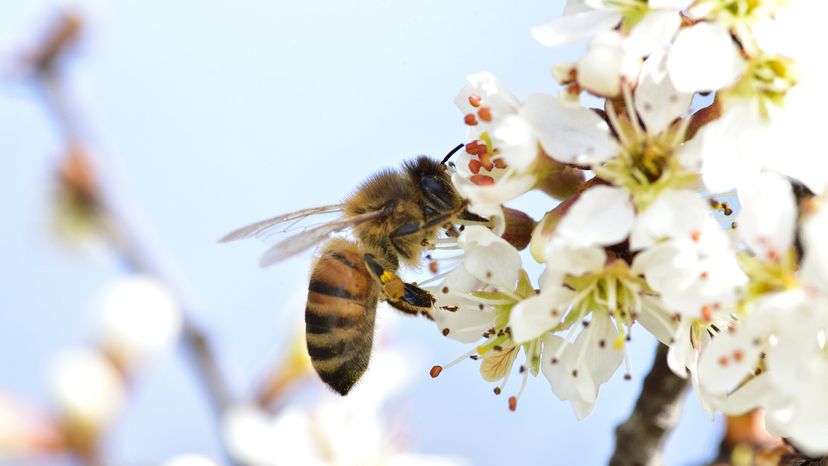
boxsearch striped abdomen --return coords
[305,241,379,395]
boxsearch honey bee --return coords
[221,145,481,395]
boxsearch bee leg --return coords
[363,253,434,316]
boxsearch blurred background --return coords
[0,0,723,464]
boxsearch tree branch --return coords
[609,343,689,466]
[22,11,239,464]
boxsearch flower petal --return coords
[556,186,635,247]
[667,22,745,93]
[532,9,622,47]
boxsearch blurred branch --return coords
[23,11,238,465]
[609,343,689,466]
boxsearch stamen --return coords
[478,107,493,122]
[470,174,495,186]
[468,95,482,108]
[621,84,644,140]
[464,114,478,126]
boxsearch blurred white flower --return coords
[49,347,126,431]
[92,275,182,369]
[164,454,220,466]
[224,351,467,466]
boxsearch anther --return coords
[493,158,507,169]
[519,365,526,374]
[701,305,713,321]
[468,95,482,108]
[442,328,450,336]
[494,387,502,395]
[718,356,729,367]
[429,261,439,274]
[430,365,443,378]
[624,373,632,381]
[493,345,503,352]
[582,320,590,327]
[508,396,517,411]
[733,350,743,362]
[486,271,493,279]
[551,358,559,365]
[599,339,606,348]
[691,230,701,242]
[442,286,449,294]
[464,114,478,126]
[478,303,485,310]
[478,107,493,122]
[572,369,578,377]
[470,174,495,186]
[468,159,482,174]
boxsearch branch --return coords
[609,343,689,466]
[22,11,239,464]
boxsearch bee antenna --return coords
[441,143,464,165]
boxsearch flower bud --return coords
[529,208,564,262]
[500,207,535,251]
[49,347,126,452]
[536,154,585,200]
[93,276,182,371]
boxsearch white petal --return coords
[698,327,761,394]
[667,22,745,93]
[718,373,772,415]
[577,31,629,97]
[666,321,692,377]
[581,313,624,384]
[624,9,681,58]
[648,0,693,8]
[544,240,607,276]
[532,9,622,47]
[634,48,692,135]
[459,226,522,289]
[557,186,635,247]
[431,302,495,344]
[737,172,796,260]
[541,335,598,407]
[492,115,538,172]
[454,71,520,116]
[630,189,710,250]
[521,93,619,165]
[509,288,574,343]
[635,296,678,346]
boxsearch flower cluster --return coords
[427,0,828,455]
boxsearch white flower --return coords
[164,455,219,466]
[666,22,745,93]
[49,347,126,431]
[532,0,690,50]
[541,313,625,419]
[224,351,467,466]
[92,275,182,369]
[632,190,746,318]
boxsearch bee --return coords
[220,145,481,395]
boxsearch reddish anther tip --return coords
[508,396,517,411]
[468,95,482,107]
[429,261,439,274]
[465,141,479,154]
[492,158,507,169]
[691,230,701,242]
[464,114,478,126]
[468,159,482,174]
[478,107,492,122]
[701,305,713,322]
[430,365,443,378]
[470,174,495,186]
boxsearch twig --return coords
[609,343,689,466]
[22,11,239,465]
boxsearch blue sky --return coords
[0,1,722,464]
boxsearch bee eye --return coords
[421,176,454,211]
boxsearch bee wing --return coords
[219,204,345,244]
[258,209,384,266]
